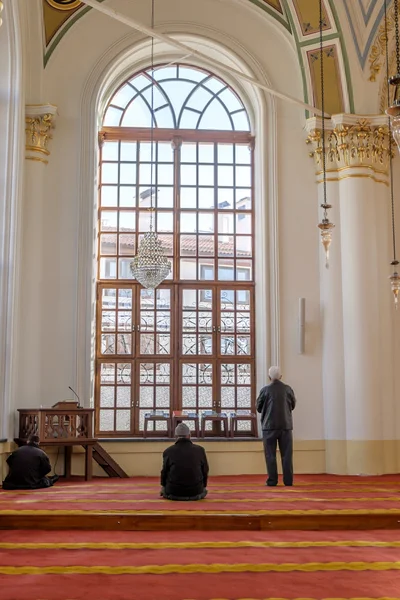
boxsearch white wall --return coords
[10,0,325,443]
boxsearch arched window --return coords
[97,65,255,437]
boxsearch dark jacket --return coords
[161,438,209,497]
[256,379,296,430]
[2,444,51,490]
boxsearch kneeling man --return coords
[2,435,59,490]
[161,423,209,501]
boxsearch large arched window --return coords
[96,65,255,437]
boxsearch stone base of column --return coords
[325,440,400,475]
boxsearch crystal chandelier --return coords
[384,0,400,308]
[317,0,334,269]
[130,0,171,289]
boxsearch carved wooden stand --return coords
[17,402,96,481]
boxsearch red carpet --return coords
[1,530,400,599]
[1,475,400,514]
[2,476,400,599]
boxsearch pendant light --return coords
[385,0,400,307]
[130,0,171,289]
[386,0,400,153]
[317,0,334,268]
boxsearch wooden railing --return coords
[18,402,95,444]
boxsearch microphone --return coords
[69,386,81,408]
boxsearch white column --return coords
[307,114,397,474]
[15,105,57,410]
[306,119,346,473]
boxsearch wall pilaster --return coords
[15,105,57,414]
[307,114,398,474]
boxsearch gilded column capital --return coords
[306,114,391,184]
[25,105,58,165]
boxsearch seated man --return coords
[2,435,59,490]
[160,422,209,501]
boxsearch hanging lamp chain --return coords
[385,0,400,308]
[129,0,172,289]
[385,0,398,265]
[317,0,334,269]
[395,0,400,73]
[149,0,155,231]
[319,0,328,221]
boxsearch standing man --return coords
[257,366,296,487]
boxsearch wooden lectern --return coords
[17,401,96,481]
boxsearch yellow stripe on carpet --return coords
[2,562,400,575]
[2,540,400,550]
[11,487,400,495]
[7,496,400,504]
[183,598,400,600]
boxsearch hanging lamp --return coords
[317,0,334,268]
[384,0,400,308]
[130,0,171,289]
[386,0,400,153]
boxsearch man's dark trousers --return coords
[262,429,293,486]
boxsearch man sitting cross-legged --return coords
[160,422,209,501]
[2,434,59,490]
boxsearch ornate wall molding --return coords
[25,104,57,164]
[368,4,395,82]
[306,114,391,174]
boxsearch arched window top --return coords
[103,64,250,131]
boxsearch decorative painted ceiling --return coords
[42,0,394,115]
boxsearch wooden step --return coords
[91,442,128,478]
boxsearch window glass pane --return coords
[111,84,135,109]
[102,164,118,184]
[198,165,214,186]
[119,187,136,208]
[103,107,123,126]
[235,145,251,164]
[122,96,153,127]
[199,100,232,130]
[180,187,197,209]
[157,211,173,233]
[180,212,197,233]
[198,188,214,210]
[102,142,119,161]
[198,144,214,163]
[101,186,118,207]
[181,144,196,162]
[120,142,137,161]
[179,110,200,129]
[181,165,197,186]
[157,187,173,208]
[198,212,214,233]
[218,144,234,163]
[120,164,136,185]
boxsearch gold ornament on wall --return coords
[306,119,392,171]
[0,1,4,28]
[45,0,82,10]
[25,105,57,165]
[369,5,396,82]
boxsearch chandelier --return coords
[384,0,400,307]
[0,2,3,28]
[130,0,171,289]
[317,0,334,268]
